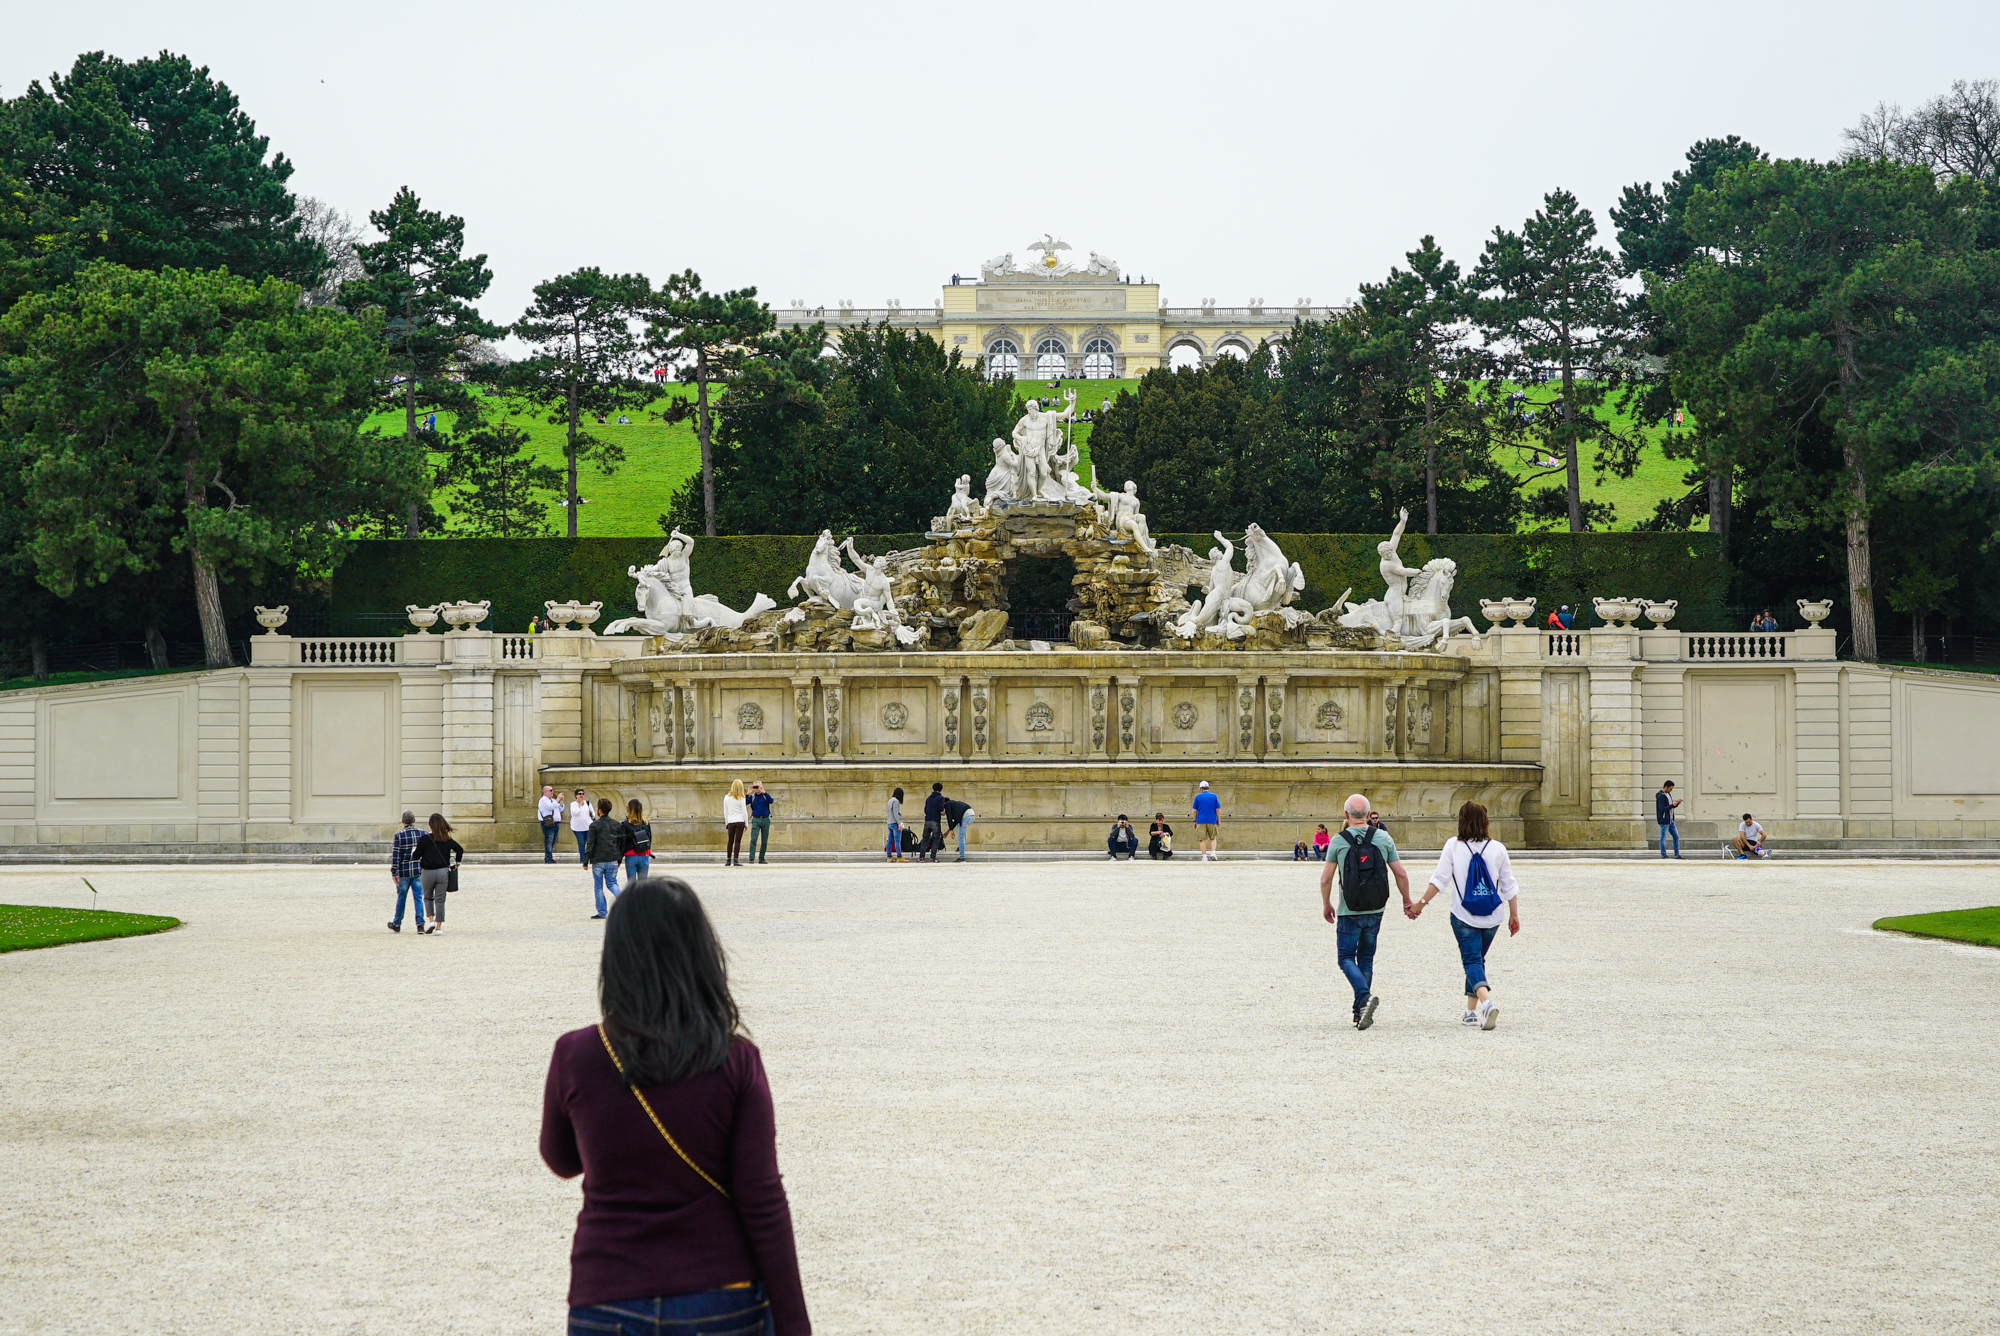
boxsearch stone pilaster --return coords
[1116,678,1137,760]
[441,663,496,824]
[1264,674,1288,759]
[938,675,964,761]
[967,675,993,759]
[1089,677,1115,760]
[679,678,704,762]
[791,677,818,759]
[820,676,844,760]
[1234,675,1259,758]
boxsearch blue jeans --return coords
[1658,821,1679,857]
[1335,912,1383,1012]
[1452,915,1500,997]
[955,813,973,858]
[591,862,620,916]
[543,822,560,862]
[574,829,591,864]
[392,875,425,927]
[568,1285,773,1336]
[623,853,651,881]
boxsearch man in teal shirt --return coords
[1318,793,1413,1030]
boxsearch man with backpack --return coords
[1318,793,1413,1031]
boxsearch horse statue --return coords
[605,528,775,635]
[1236,523,1305,612]
[1336,557,1481,647]
[787,530,869,609]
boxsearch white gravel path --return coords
[2,857,1997,1335]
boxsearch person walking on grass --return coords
[885,787,907,862]
[538,785,564,864]
[1410,800,1520,1030]
[387,810,426,934]
[723,780,749,867]
[747,781,774,864]
[943,793,975,862]
[540,878,810,1336]
[586,799,627,919]
[1656,780,1682,859]
[416,813,464,935]
[1319,793,1413,1031]
[1192,780,1221,861]
[623,799,652,882]
[569,788,594,866]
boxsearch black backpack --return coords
[1339,827,1391,913]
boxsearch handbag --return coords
[596,1025,730,1199]
[446,866,459,894]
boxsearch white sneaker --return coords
[1461,1010,1480,1026]
[1478,999,1499,1030]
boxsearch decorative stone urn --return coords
[1506,597,1537,627]
[1642,599,1679,628]
[570,600,603,633]
[1591,595,1643,628]
[405,604,441,634]
[1796,599,1833,626]
[1477,599,1513,628]
[442,599,491,631]
[543,600,579,630]
[253,605,289,635]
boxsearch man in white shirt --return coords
[1731,814,1768,859]
[536,785,564,864]
[568,789,594,865]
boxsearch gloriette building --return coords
[773,237,1341,378]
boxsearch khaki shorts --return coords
[1196,822,1218,836]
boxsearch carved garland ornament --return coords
[1267,685,1284,754]
[972,688,988,751]
[795,687,813,752]
[1090,685,1107,750]
[1119,687,1135,751]
[1238,687,1255,751]
[824,688,842,753]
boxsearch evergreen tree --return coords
[667,322,1011,535]
[339,187,499,537]
[1473,189,1639,531]
[447,422,562,537]
[1088,355,1276,532]
[646,272,775,535]
[0,263,417,665]
[1659,157,2000,661]
[0,52,325,302]
[507,269,654,538]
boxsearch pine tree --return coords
[646,272,776,536]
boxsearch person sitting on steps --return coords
[1108,815,1139,860]
[1730,813,1769,859]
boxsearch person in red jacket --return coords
[541,878,810,1335]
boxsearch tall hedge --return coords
[331,531,1728,634]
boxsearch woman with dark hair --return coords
[416,814,462,935]
[541,878,809,1336]
[885,787,906,863]
[1410,800,1521,1030]
[623,799,652,882]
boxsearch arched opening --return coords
[986,339,1019,380]
[1167,343,1203,371]
[1213,342,1250,362]
[1004,554,1079,643]
[1082,337,1115,379]
[1034,338,1068,380]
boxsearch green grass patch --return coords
[0,903,182,953]
[1872,906,2000,949]
[1488,383,1697,532]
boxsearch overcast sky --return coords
[6,1,1994,323]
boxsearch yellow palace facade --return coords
[773,240,1344,379]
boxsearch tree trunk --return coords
[1706,464,1733,550]
[1560,354,1582,531]
[1911,610,1926,663]
[145,624,170,670]
[29,633,47,680]
[1422,375,1438,534]
[1835,320,1876,662]
[403,355,421,539]
[191,549,233,667]
[697,351,717,537]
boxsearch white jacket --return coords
[723,794,749,824]
[1427,837,1519,929]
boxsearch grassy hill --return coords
[373,378,1694,537]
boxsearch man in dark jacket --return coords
[920,782,947,862]
[1656,780,1682,859]
[584,798,629,918]
[746,781,775,864]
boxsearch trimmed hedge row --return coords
[332,531,1729,634]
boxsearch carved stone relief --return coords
[737,701,766,732]
[1315,699,1343,731]
[1025,701,1056,732]
[795,686,813,752]
[881,701,909,731]
[1172,701,1199,730]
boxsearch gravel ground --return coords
[2,856,1997,1335]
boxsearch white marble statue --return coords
[1085,251,1121,279]
[1333,509,1481,647]
[846,547,924,646]
[1238,524,1305,611]
[943,474,983,527]
[1005,391,1081,504]
[1087,466,1155,554]
[605,528,777,635]
[1173,533,1250,638]
[981,252,1020,279]
[787,530,869,608]
[982,438,1020,506]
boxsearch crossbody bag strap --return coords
[596,1024,731,1199]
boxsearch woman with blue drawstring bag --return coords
[1411,800,1521,1030]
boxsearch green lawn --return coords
[1488,383,1700,531]
[0,903,182,953]
[1872,906,2000,949]
[377,378,1690,536]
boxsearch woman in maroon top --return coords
[540,877,810,1336]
